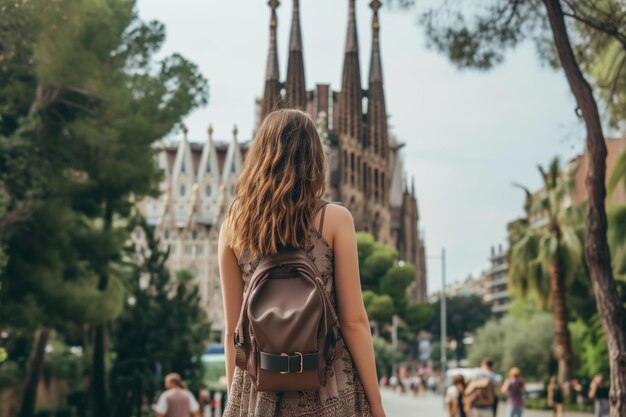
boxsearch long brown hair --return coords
[226,109,327,257]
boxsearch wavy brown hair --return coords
[226,109,327,258]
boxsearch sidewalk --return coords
[380,389,593,417]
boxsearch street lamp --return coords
[428,248,447,390]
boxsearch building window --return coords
[374,169,379,201]
[181,161,186,173]
[381,172,385,202]
[134,230,142,240]
[205,185,212,197]
[164,229,170,240]
[180,185,186,196]
[192,230,198,240]
[184,245,192,255]
[230,185,235,196]
[231,161,236,173]
[206,163,211,173]
[196,244,203,254]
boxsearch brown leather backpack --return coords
[234,200,341,392]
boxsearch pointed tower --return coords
[171,126,195,228]
[260,0,282,121]
[222,125,243,199]
[338,0,363,145]
[367,0,388,161]
[285,0,307,109]
[198,125,221,223]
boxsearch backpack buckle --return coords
[279,352,304,374]
[280,353,289,374]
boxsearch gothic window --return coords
[357,156,361,188]
[181,161,186,173]
[164,230,170,239]
[374,169,379,202]
[343,150,348,184]
[205,185,212,197]
[134,230,142,240]
[196,244,203,254]
[381,172,385,202]
[184,244,193,255]
[207,162,211,173]
[363,163,368,196]
[231,161,236,173]
[180,185,186,196]
[192,230,198,240]
[350,153,355,186]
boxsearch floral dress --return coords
[223,224,373,417]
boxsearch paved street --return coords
[381,389,593,417]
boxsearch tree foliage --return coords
[429,295,491,360]
[109,217,210,417]
[468,313,555,380]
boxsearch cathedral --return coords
[138,0,427,339]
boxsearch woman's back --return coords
[219,109,384,417]
[224,200,373,416]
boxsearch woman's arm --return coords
[218,219,245,392]
[331,206,384,416]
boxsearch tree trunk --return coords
[90,204,113,417]
[18,328,50,417]
[548,255,571,385]
[542,1,626,416]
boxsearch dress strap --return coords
[317,199,329,233]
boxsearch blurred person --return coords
[153,373,201,417]
[547,376,564,417]
[501,367,525,417]
[478,357,500,417]
[589,374,610,417]
[446,374,468,417]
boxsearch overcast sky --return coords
[137,0,586,293]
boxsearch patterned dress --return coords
[224,224,373,417]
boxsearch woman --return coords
[445,374,467,417]
[153,373,200,417]
[501,367,525,417]
[218,109,385,417]
[589,374,610,417]
[547,376,564,417]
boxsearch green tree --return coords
[467,313,555,380]
[1,0,208,414]
[508,158,585,383]
[402,0,626,412]
[109,217,210,417]
[428,295,491,361]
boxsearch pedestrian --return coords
[465,372,496,417]
[589,374,610,417]
[547,376,564,417]
[218,109,385,417]
[477,357,500,417]
[501,367,525,417]
[153,373,201,417]
[446,374,468,417]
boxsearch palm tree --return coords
[508,157,585,384]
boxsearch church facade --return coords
[138,0,427,338]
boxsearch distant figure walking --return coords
[465,358,498,417]
[501,367,525,417]
[589,374,610,417]
[446,374,467,417]
[154,373,201,417]
[547,376,564,417]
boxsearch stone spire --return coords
[367,0,388,158]
[261,0,282,121]
[285,0,307,109]
[338,0,363,143]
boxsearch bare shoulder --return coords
[322,203,355,243]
